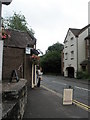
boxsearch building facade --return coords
[2,29,39,88]
[63,25,90,78]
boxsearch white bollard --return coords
[63,88,73,105]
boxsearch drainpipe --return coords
[88,39,90,74]
[76,36,78,78]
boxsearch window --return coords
[82,66,86,71]
[65,53,68,60]
[71,37,74,40]
[71,51,74,60]
[70,37,74,46]
[65,46,68,48]
[71,44,74,46]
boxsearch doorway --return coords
[66,67,74,78]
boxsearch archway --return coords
[66,67,74,78]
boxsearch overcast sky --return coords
[2,0,89,54]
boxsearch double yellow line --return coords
[73,100,90,112]
[41,85,90,112]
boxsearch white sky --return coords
[2,0,89,54]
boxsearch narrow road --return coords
[41,75,89,110]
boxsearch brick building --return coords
[2,29,39,88]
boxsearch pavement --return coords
[23,84,89,119]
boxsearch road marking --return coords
[73,100,90,112]
[52,81,89,92]
[74,86,90,91]
[41,85,90,112]
[41,85,62,98]
[52,81,67,86]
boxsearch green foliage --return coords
[40,42,64,74]
[77,71,90,80]
[46,42,63,53]
[2,12,35,35]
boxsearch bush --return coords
[77,71,90,80]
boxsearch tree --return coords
[2,12,35,35]
[46,42,63,53]
[40,42,64,74]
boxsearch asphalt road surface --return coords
[23,75,89,118]
[41,75,89,109]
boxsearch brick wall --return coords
[3,47,25,81]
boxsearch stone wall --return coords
[2,79,27,120]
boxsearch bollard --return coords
[63,85,73,105]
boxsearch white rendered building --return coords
[63,25,90,78]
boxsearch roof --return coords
[64,24,90,43]
[64,28,80,43]
[78,24,90,35]
[69,28,80,37]
[80,59,88,65]
[4,29,36,48]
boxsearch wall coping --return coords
[2,79,27,119]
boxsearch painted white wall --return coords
[0,41,3,81]
[64,30,77,77]
[78,28,88,71]
[64,26,89,78]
